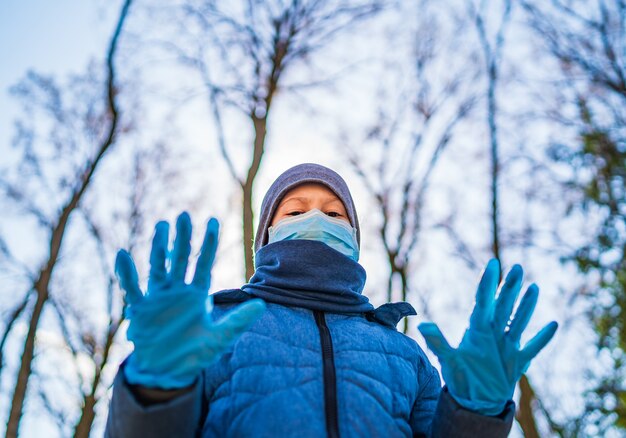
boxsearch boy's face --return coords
[271,183,350,226]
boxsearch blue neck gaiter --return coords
[241,239,374,313]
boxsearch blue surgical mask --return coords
[268,209,360,261]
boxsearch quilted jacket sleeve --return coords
[104,362,204,438]
[428,387,515,438]
[408,355,442,437]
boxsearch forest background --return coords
[0,0,624,437]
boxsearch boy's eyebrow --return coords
[279,196,343,207]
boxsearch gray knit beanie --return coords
[254,163,360,252]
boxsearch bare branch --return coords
[37,383,69,434]
[403,97,476,260]
[0,292,33,376]
[434,219,481,271]
[197,60,243,185]
[0,234,35,279]
[47,297,83,389]
[0,178,53,229]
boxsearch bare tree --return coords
[156,0,387,280]
[345,1,478,333]
[466,1,548,435]
[70,142,183,437]
[1,1,133,436]
[2,99,188,438]
[522,0,626,433]
[467,0,512,263]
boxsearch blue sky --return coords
[0,0,116,148]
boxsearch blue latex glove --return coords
[115,212,266,389]
[418,259,558,416]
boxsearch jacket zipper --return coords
[314,310,340,438]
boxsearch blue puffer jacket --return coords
[105,241,514,437]
[202,302,439,436]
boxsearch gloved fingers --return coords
[418,322,455,361]
[148,221,170,290]
[170,212,192,283]
[192,218,219,290]
[213,299,266,341]
[493,264,523,334]
[469,259,500,331]
[519,320,558,363]
[115,249,143,305]
[507,283,539,344]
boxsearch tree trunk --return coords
[386,272,393,303]
[243,114,268,280]
[5,281,48,438]
[516,375,540,438]
[73,320,120,438]
[73,395,97,438]
[487,61,501,263]
[400,269,409,334]
[474,3,545,434]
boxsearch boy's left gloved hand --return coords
[418,259,558,416]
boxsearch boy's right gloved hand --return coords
[115,212,266,389]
